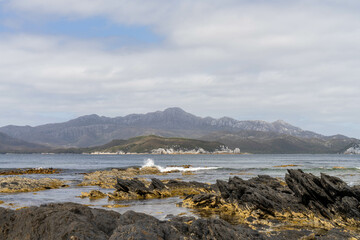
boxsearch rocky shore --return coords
[79,178,214,201]
[109,178,214,200]
[1,169,360,239]
[78,166,165,188]
[0,201,357,240]
[0,202,264,240]
[0,176,68,193]
[0,168,60,175]
[77,169,360,239]
[181,169,360,238]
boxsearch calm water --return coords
[1,154,360,219]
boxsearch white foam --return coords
[143,158,156,168]
[141,158,219,173]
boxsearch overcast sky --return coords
[1,0,360,138]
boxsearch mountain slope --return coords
[86,135,225,153]
[0,107,325,148]
[0,132,47,153]
[199,131,358,154]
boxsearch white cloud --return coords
[1,0,360,137]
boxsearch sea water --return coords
[1,154,360,219]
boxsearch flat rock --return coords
[0,168,61,175]
[0,176,68,193]
[78,167,164,188]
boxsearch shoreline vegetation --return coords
[1,134,359,155]
[0,166,360,239]
[1,135,245,155]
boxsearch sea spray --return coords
[143,158,156,168]
[141,158,219,173]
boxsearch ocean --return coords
[1,154,360,219]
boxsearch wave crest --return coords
[141,158,219,173]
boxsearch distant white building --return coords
[344,144,360,154]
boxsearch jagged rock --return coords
[182,170,360,237]
[148,178,166,190]
[183,194,222,208]
[285,169,360,220]
[285,169,333,207]
[320,173,354,198]
[114,178,151,197]
[109,178,214,200]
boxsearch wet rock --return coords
[80,190,107,199]
[285,169,333,207]
[182,170,360,237]
[148,178,166,190]
[109,210,264,240]
[285,169,360,220]
[102,204,130,208]
[182,171,195,176]
[0,202,266,240]
[0,168,61,175]
[109,178,214,200]
[78,167,165,188]
[0,176,68,193]
[0,203,120,240]
[115,178,151,196]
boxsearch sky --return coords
[0,0,360,138]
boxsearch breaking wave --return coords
[141,158,220,173]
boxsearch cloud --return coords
[1,0,360,137]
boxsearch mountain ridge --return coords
[0,107,358,153]
[0,132,47,153]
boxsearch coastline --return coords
[1,168,360,239]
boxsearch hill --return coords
[199,131,358,154]
[0,107,359,154]
[85,135,226,154]
[0,132,47,153]
[0,107,326,148]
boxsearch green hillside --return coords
[88,135,225,153]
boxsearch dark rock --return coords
[185,193,222,208]
[188,218,265,240]
[115,178,150,196]
[183,169,360,239]
[0,203,266,240]
[285,169,360,219]
[149,178,166,190]
[285,169,333,207]
[213,175,298,214]
[320,173,354,199]
[166,179,212,191]
[0,203,120,240]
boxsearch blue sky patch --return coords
[0,4,162,47]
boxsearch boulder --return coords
[0,203,264,240]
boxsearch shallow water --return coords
[1,154,360,219]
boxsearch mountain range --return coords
[0,107,358,153]
[0,132,46,153]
